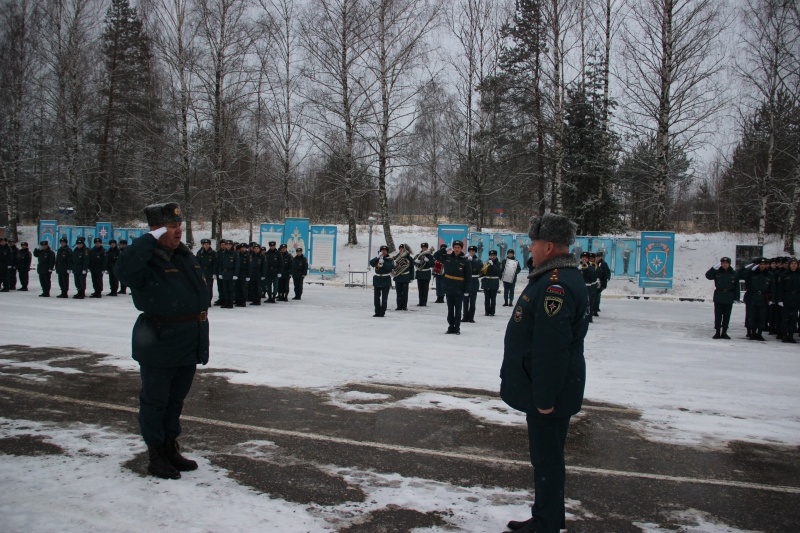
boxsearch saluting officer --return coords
[89,238,108,298]
[370,245,394,317]
[413,242,434,306]
[462,245,482,323]
[72,237,90,299]
[500,213,588,533]
[55,237,73,298]
[33,241,56,297]
[106,240,121,296]
[481,249,502,316]
[433,239,470,334]
[291,247,309,300]
[196,238,216,305]
[117,202,209,480]
[705,256,739,339]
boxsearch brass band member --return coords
[392,243,414,311]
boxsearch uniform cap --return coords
[119,239,128,245]
[439,243,447,249]
[507,249,515,255]
[452,240,464,247]
[250,242,258,247]
[379,245,389,251]
[790,257,798,264]
[59,237,67,242]
[40,240,49,245]
[201,238,211,244]
[596,251,604,257]
[108,239,116,245]
[421,242,428,247]
[296,247,303,252]
[489,250,497,255]
[399,244,405,249]
[758,257,768,264]
[21,242,28,246]
[720,256,731,263]
[94,237,102,243]
[76,237,85,244]
[527,213,577,246]
[467,245,477,252]
[268,241,276,246]
[580,251,590,257]
[143,202,183,227]
[279,244,287,249]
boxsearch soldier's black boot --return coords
[721,328,730,339]
[147,444,181,479]
[506,517,532,531]
[783,334,796,343]
[712,328,721,339]
[164,438,198,471]
[57,293,68,298]
[755,330,766,341]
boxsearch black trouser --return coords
[417,278,430,305]
[74,271,87,295]
[446,293,463,331]
[374,286,390,316]
[58,271,69,295]
[292,275,304,298]
[395,281,409,309]
[503,282,516,304]
[38,271,52,295]
[138,364,196,446]
[235,277,248,305]
[484,290,497,315]
[595,287,604,312]
[203,275,214,305]
[748,303,768,333]
[264,275,278,298]
[0,266,9,290]
[781,305,799,336]
[463,291,477,320]
[9,267,17,288]
[713,303,733,330]
[248,277,262,303]
[526,414,572,533]
[279,274,290,297]
[18,267,29,289]
[218,278,234,304]
[108,268,119,294]
[769,304,781,334]
[91,269,104,294]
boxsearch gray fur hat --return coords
[527,213,577,246]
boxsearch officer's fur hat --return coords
[527,213,577,246]
[144,202,183,227]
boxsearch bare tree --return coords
[363,0,440,251]
[301,0,375,245]
[619,0,727,230]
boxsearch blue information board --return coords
[639,232,675,289]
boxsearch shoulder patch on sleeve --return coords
[546,284,565,296]
[544,296,563,317]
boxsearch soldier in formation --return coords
[462,245,482,323]
[740,257,773,341]
[196,238,216,305]
[433,240,470,334]
[705,256,739,339]
[370,245,394,317]
[0,236,11,291]
[291,247,308,299]
[413,242,434,306]
[106,240,120,296]
[72,237,90,299]
[16,242,32,291]
[579,252,598,323]
[263,241,283,303]
[594,251,611,314]
[235,243,252,307]
[433,243,447,304]
[278,244,293,301]
[777,257,800,343]
[248,242,265,306]
[391,243,414,311]
[480,249,502,316]
[118,240,129,294]
[33,241,56,297]
[89,238,108,298]
[215,239,239,309]
[55,237,72,297]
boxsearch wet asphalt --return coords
[0,344,798,532]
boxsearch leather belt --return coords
[145,311,208,323]
[445,274,464,281]
[375,273,391,277]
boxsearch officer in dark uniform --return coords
[278,244,293,301]
[263,241,283,303]
[106,240,120,295]
[235,243,252,307]
[117,202,209,480]
[16,242,32,291]
[7,239,19,289]
[55,237,73,298]
[392,243,414,311]
[291,247,309,299]
[0,236,11,291]
[480,249,502,316]
[248,242,265,305]
[89,237,108,297]
[72,237,90,299]
[413,242,434,306]
[118,240,129,294]
[215,240,239,309]
[369,245,394,317]
[462,245,482,323]
[500,213,588,533]
[745,257,773,341]
[196,238,216,305]
[777,257,800,343]
[705,256,739,339]
[433,243,447,303]
[433,240,470,334]
[33,241,56,297]
[594,251,610,313]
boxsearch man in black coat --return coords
[118,240,129,294]
[117,202,209,480]
[16,242,32,291]
[705,256,739,339]
[55,237,73,298]
[105,240,120,296]
[263,241,283,303]
[33,241,56,297]
[744,257,773,341]
[500,213,588,533]
[278,244,293,301]
[594,251,611,313]
[0,236,11,291]
[89,238,108,298]
[248,242,265,305]
[235,243,252,307]
[462,245,482,323]
[480,249,502,316]
[433,240,470,334]
[215,240,239,309]
[71,237,90,299]
[291,247,309,300]
[7,240,19,289]
[413,242,434,306]
[196,238,216,305]
[777,257,800,343]
[370,245,394,317]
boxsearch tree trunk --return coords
[551,0,564,214]
[653,0,674,231]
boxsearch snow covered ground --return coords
[1,225,798,532]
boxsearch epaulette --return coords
[549,269,559,283]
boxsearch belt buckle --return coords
[199,310,208,321]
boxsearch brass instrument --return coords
[391,246,412,278]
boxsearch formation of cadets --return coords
[577,251,611,322]
[0,235,309,307]
[707,255,800,343]
[370,241,535,335]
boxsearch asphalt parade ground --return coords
[0,345,798,532]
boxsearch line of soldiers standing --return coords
[0,235,126,298]
[706,255,800,342]
[195,239,309,309]
[577,251,611,322]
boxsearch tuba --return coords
[391,246,412,278]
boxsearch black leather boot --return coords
[712,328,721,339]
[164,438,198,471]
[721,328,730,339]
[147,444,181,479]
